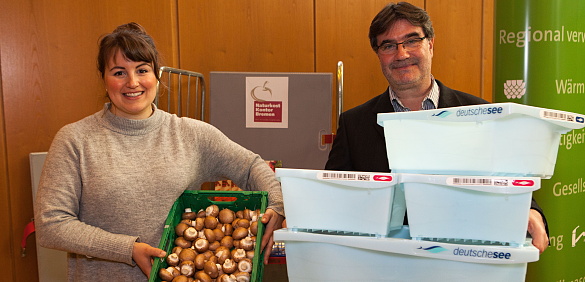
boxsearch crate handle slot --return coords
[207,196,238,203]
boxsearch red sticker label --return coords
[373,175,393,181]
[513,180,535,186]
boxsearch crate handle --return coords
[207,196,238,203]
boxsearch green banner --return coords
[494,0,585,281]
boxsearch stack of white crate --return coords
[274,103,585,282]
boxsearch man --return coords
[325,2,549,253]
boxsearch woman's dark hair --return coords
[97,22,160,80]
[368,2,434,50]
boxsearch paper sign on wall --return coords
[246,77,289,128]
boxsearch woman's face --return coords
[104,49,157,120]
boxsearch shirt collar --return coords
[389,75,439,112]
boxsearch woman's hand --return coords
[132,242,166,278]
[259,208,285,264]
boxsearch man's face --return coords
[375,19,434,92]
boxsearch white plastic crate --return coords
[377,103,585,178]
[400,173,540,246]
[275,168,405,236]
[274,228,539,282]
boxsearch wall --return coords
[0,1,177,280]
[0,0,493,280]
[177,0,494,125]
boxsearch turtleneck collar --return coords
[97,103,165,136]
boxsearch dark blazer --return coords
[326,80,488,172]
[325,80,548,234]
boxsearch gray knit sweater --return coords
[34,103,284,281]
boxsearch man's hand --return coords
[260,208,285,264]
[132,242,166,278]
[527,209,549,254]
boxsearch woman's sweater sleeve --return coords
[33,126,138,265]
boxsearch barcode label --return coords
[449,178,509,186]
[541,110,575,122]
[319,172,393,182]
[321,172,357,180]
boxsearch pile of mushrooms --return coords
[159,204,261,282]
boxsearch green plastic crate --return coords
[149,190,268,282]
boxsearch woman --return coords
[34,23,285,281]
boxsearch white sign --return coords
[245,77,289,128]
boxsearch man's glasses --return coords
[376,37,427,55]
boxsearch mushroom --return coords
[213,228,225,241]
[217,274,237,282]
[205,204,220,217]
[175,222,190,237]
[207,254,218,264]
[180,260,195,277]
[232,227,248,240]
[250,210,260,222]
[214,246,230,264]
[196,209,207,218]
[172,246,183,256]
[195,270,213,282]
[231,218,241,229]
[239,237,255,251]
[194,238,210,253]
[202,250,215,260]
[242,209,252,221]
[216,262,225,277]
[208,240,221,252]
[178,247,196,262]
[222,224,234,236]
[174,237,192,249]
[233,271,251,282]
[220,235,234,249]
[166,253,180,267]
[182,208,196,220]
[183,226,198,241]
[159,266,179,281]
[237,258,252,273]
[219,208,235,224]
[194,253,207,270]
[180,219,192,226]
[171,274,189,282]
[194,217,205,231]
[222,258,238,274]
[249,221,258,236]
[236,218,250,229]
[231,248,246,263]
[203,260,220,278]
[203,228,216,243]
[204,216,219,229]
